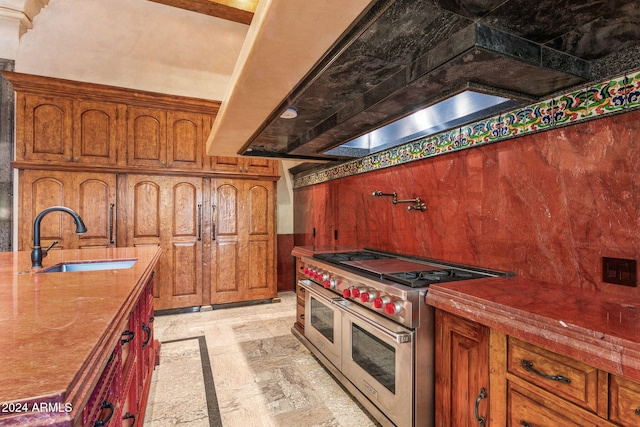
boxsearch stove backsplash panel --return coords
[293,109,640,298]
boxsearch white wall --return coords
[14,0,248,100]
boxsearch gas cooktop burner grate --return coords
[383,269,487,287]
[315,251,392,263]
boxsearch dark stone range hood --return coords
[241,0,640,161]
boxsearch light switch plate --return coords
[602,257,637,287]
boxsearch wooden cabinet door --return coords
[19,170,116,251]
[74,172,117,248]
[435,310,490,427]
[210,156,279,176]
[210,156,243,174]
[243,157,278,175]
[124,175,203,310]
[72,100,120,165]
[19,93,73,162]
[210,179,276,304]
[167,111,203,170]
[127,107,167,168]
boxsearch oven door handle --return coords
[334,300,413,344]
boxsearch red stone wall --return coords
[294,110,640,297]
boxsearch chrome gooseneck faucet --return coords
[31,206,87,268]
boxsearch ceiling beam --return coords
[149,0,254,25]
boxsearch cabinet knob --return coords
[65,156,71,161]
[73,157,79,162]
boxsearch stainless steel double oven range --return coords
[292,249,511,427]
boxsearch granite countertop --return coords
[426,277,640,382]
[0,246,161,422]
[291,245,361,258]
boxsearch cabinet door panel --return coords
[166,178,203,307]
[126,175,203,310]
[435,310,489,427]
[73,100,118,165]
[247,184,269,235]
[216,184,238,236]
[23,95,72,161]
[76,173,117,248]
[609,374,640,425]
[245,182,274,296]
[19,171,116,251]
[210,156,242,173]
[20,173,66,250]
[214,241,239,294]
[507,381,602,427]
[127,107,166,168]
[167,111,202,170]
[172,242,200,296]
[247,240,270,291]
[244,157,278,175]
[131,180,162,240]
[210,179,276,304]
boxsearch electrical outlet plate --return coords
[602,257,637,287]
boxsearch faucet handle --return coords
[44,241,59,256]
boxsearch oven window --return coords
[351,324,396,393]
[310,297,334,342]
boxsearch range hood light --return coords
[324,90,521,158]
[280,107,298,119]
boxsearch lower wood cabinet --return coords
[83,274,157,427]
[435,310,490,427]
[294,257,305,334]
[19,169,117,251]
[435,309,640,426]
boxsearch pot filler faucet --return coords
[31,206,87,268]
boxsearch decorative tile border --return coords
[293,70,640,188]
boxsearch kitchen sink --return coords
[36,259,137,273]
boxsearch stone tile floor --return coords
[144,292,378,426]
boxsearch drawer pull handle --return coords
[520,421,532,427]
[474,387,486,427]
[300,314,305,320]
[520,359,571,384]
[121,330,135,345]
[142,323,151,348]
[93,401,114,427]
[123,412,136,426]
[635,408,640,415]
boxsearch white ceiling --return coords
[14,0,249,100]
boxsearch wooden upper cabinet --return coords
[209,155,279,176]
[167,111,203,170]
[72,100,121,166]
[128,108,206,171]
[127,107,167,168]
[17,93,120,165]
[19,93,72,162]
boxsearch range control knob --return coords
[351,288,361,298]
[327,277,338,289]
[384,301,403,315]
[322,272,330,282]
[373,295,390,309]
[360,290,377,303]
[342,288,353,298]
